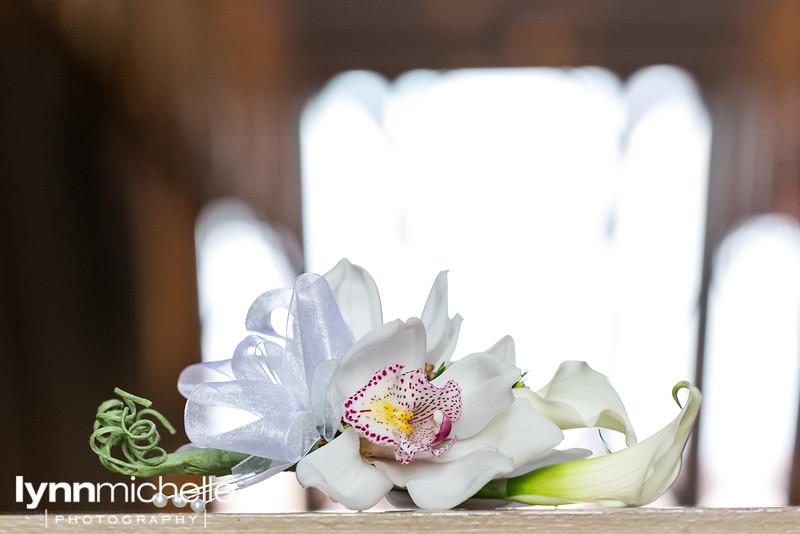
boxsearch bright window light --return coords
[700,215,800,505]
[301,66,710,456]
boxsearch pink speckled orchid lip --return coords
[343,364,462,464]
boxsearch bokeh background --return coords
[2,0,800,512]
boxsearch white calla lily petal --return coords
[505,382,700,507]
[373,448,514,510]
[433,352,519,439]
[335,318,427,398]
[421,271,463,368]
[296,427,394,511]
[324,259,383,340]
[517,360,637,445]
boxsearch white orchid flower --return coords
[295,319,564,510]
[295,274,564,510]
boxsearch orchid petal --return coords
[445,398,562,467]
[296,427,393,511]
[506,382,701,507]
[177,360,235,398]
[517,360,637,445]
[484,335,516,366]
[324,259,383,340]
[421,271,463,368]
[184,380,318,463]
[335,318,427,398]
[373,448,514,510]
[432,352,519,439]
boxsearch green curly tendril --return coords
[90,388,248,477]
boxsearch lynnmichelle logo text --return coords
[15,475,231,510]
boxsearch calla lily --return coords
[475,381,701,507]
[514,360,638,447]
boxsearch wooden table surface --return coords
[3,508,800,533]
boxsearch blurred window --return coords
[301,66,710,457]
[701,215,800,505]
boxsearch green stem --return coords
[470,478,509,500]
[110,447,250,477]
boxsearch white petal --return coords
[420,271,463,368]
[445,398,563,468]
[484,336,516,366]
[507,383,701,507]
[323,259,383,340]
[334,318,427,398]
[432,352,519,439]
[518,360,637,445]
[296,427,393,511]
[373,449,513,510]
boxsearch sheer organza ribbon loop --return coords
[178,359,235,399]
[185,380,318,462]
[286,274,354,440]
[245,288,293,340]
[182,273,355,469]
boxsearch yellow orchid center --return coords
[371,400,414,434]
